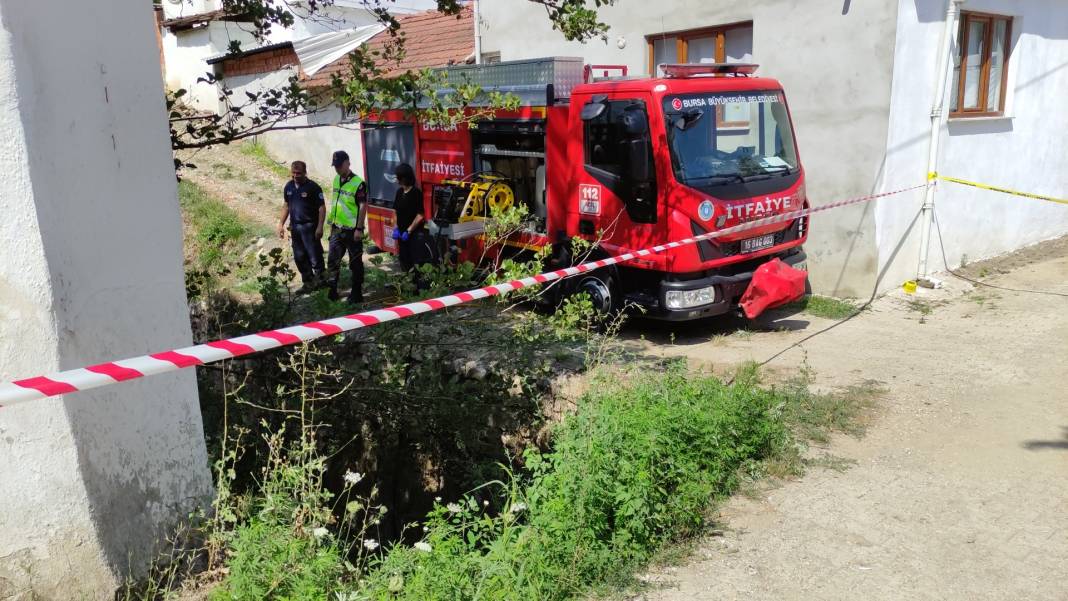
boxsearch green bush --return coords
[357,366,791,600]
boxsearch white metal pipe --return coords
[917,0,965,283]
[473,0,482,64]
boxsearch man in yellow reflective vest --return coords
[325,150,368,303]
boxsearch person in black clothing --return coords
[390,163,427,274]
[277,160,325,294]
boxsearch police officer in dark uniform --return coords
[325,150,368,304]
[277,160,325,294]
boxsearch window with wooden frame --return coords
[950,12,1012,117]
[646,22,753,76]
[647,22,754,127]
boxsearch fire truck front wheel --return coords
[575,272,620,317]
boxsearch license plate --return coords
[740,234,775,253]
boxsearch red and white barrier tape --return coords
[0,184,925,407]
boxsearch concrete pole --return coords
[917,0,965,285]
[0,1,212,599]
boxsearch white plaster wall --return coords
[879,0,1068,288]
[162,0,220,21]
[479,0,901,297]
[0,0,212,598]
[162,21,258,113]
[260,104,366,184]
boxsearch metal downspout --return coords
[917,0,965,286]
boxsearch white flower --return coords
[422,526,429,532]
[434,496,442,502]
[344,471,363,486]
[509,502,527,514]
[414,542,432,553]
[482,500,489,507]
[446,502,462,514]
[312,527,330,539]
[363,538,380,551]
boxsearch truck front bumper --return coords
[633,249,808,321]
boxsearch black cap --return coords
[331,150,350,167]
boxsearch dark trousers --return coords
[327,225,364,298]
[398,237,417,272]
[290,223,324,286]
[398,231,435,289]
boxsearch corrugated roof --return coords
[162,9,251,31]
[206,41,294,65]
[304,6,474,88]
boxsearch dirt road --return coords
[632,239,1068,601]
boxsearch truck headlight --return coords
[665,286,718,309]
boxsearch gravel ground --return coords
[626,237,1068,601]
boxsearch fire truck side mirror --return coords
[580,101,607,122]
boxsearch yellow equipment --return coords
[441,174,515,223]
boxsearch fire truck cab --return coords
[362,57,808,321]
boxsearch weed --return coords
[969,290,999,309]
[256,179,278,192]
[788,295,860,320]
[710,334,730,347]
[776,378,881,445]
[355,366,791,600]
[906,298,935,323]
[907,299,933,315]
[179,181,253,268]
[733,328,754,340]
[805,454,858,472]
[122,352,877,601]
[211,163,238,180]
[240,140,290,178]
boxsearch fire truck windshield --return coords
[663,91,799,188]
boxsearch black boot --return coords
[346,292,363,305]
[327,285,340,301]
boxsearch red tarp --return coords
[739,259,808,319]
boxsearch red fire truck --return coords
[362,57,808,320]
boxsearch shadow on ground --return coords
[618,305,813,348]
[1022,427,1068,451]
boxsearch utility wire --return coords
[734,205,1068,382]
[933,208,1068,298]
[731,206,924,379]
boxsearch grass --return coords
[240,140,290,178]
[179,180,250,267]
[178,180,272,271]
[788,295,860,320]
